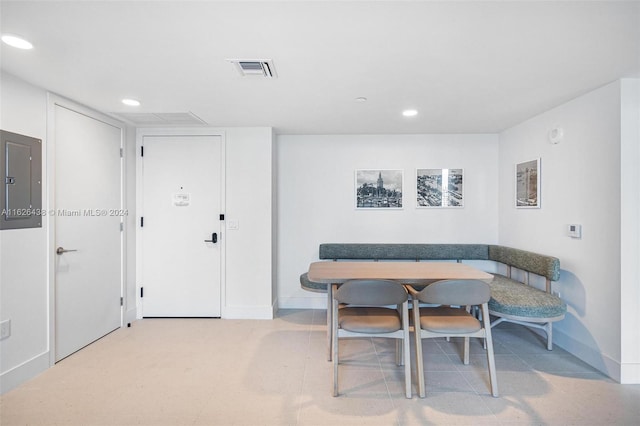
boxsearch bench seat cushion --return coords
[300,272,327,293]
[488,274,566,319]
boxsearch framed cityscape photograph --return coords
[355,169,403,209]
[515,158,541,208]
[416,168,464,208]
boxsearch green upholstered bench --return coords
[487,245,565,350]
[301,243,565,350]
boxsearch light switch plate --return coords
[227,220,239,230]
[568,224,582,239]
[0,319,11,340]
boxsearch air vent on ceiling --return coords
[113,112,207,126]
[228,59,277,78]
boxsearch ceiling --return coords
[1,0,639,134]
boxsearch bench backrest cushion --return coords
[417,244,488,260]
[319,243,489,261]
[488,245,560,281]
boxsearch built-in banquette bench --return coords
[301,243,566,350]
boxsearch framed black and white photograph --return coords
[416,168,464,208]
[355,169,403,209]
[515,158,541,208]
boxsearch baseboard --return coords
[278,296,327,310]
[553,326,622,382]
[223,305,274,319]
[620,363,640,384]
[0,351,50,394]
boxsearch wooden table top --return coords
[307,261,493,284]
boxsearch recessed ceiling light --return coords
[355,97,368,102]
[402,109,418,117]
[122,98,141,107]
[1,34,33,50]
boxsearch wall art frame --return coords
[355,169,403,209]
[416,168,464,208]
[515,158,541,208]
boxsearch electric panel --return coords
[1,130,42,230]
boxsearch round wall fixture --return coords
[548,127,563,144]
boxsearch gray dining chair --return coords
[407,280,498,398]
[332,279,411,398]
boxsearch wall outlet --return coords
[0,319,11,340]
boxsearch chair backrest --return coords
[335,280,407,305]
[416,279,490,306]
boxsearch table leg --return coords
[327,283,333,361]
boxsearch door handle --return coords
[204,233,218,243]
[56,247,78,255]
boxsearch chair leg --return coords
[463,306,472,362]
[476,306,488,350]
[463,337,470,365]
[327,286,333,361]
[412,299,426,398]
[482,304,499,397]
[332,294,339,397]
[546,322,553,351]
[402,302,411,398]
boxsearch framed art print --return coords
[416,168,463,208]
[515,158,541,208]
[355,169,403,209]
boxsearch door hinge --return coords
[140,217,144,227]
[140,287,144,298]
[120,148,124,158]
[120,297,123,306]
[120,222,124,232]
[141,146,144,157]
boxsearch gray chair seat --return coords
[419,307,482,333]
[339,307,402,333]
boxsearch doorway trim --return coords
[135,128,226,319]
[46,94,126,367]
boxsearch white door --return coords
[140,135,222,317]
[54,105,123,361]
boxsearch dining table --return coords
[306,260,495,360]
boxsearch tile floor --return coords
[1,309,639,425]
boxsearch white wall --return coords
[224,127,275,319]
[124,125,137,325]
[0,72,50,393]
[499,80,640,383]
[620,78,640,383]
[277,134,500,309]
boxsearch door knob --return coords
[56,247,78,255]
[204,233,218,243]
